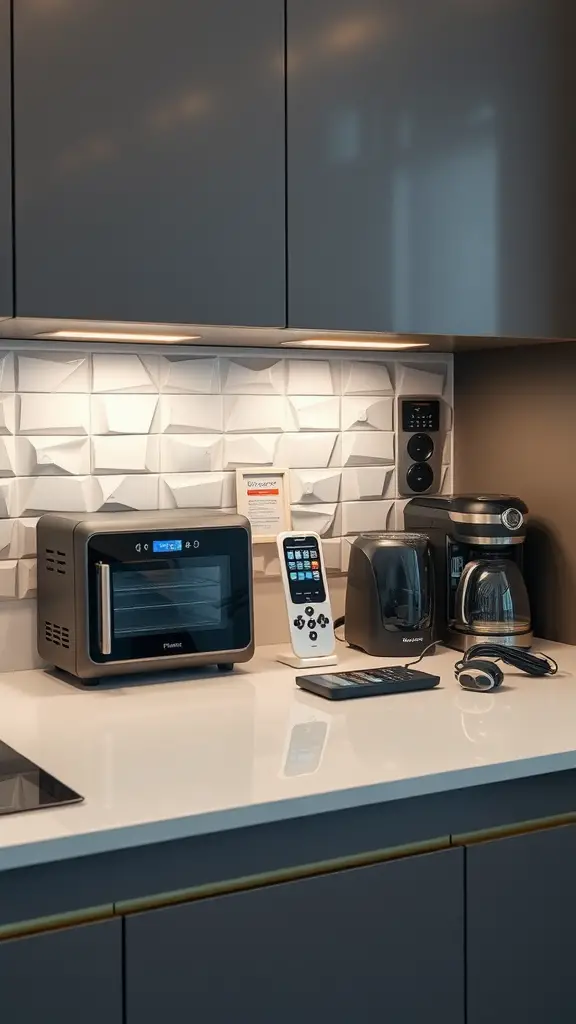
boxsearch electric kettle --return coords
[453,558,532,650]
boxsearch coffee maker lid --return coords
[406,494,528,516]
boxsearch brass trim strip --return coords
[452,811,576,847]
[0,904,114,943]
[115,836,451,915]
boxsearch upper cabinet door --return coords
[14,0,285,326]
[0,0,12,319]
[287,1,576,337]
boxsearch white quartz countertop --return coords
[1,641,576,870]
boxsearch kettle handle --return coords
[456,560,482,627]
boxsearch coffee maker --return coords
[404,495,532,651]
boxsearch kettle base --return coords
[447,629,533,653]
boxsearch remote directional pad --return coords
[293,616,305,630]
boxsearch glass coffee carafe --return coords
[454,558,532,644]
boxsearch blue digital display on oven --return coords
[152,539,183,553]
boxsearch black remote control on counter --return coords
[295,666,441,701]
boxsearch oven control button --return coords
[143,543,149,551]
[135,543,141,552]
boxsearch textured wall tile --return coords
[91,394,159,434]
[161,435,223,473]
[341,536,356,572]
[342,499,393,535]
[287,396,340,431]
[94,475,159,511]
[341,396,394,432]
[0,480,17,517]
[252,543,281,577]
[290,469,341,504]
[342,432,395,466]
[291,503,341,538]
[341,466,394,501]
[17,352,90,392]
[223,434,278,469]
[0,560,18,599]
[443,432,452,464]
[322,538,342,572]
[17,476,94,516]
[0,437,17,476]
[395,361,447,396]
[91,435,160,474]
[17,436,90,476]
[0,353,15,392]
[92,353,160,393]
[160,472,235,509]
[224,395,287,433]
[17,558,37,599]
[19,394,90,435]
[441,464,452,494]
[221,357,285,395]
[342,361,393,395]
[159,394,223,434]
[15,517,38,558]
[0,395,18,435]
[276,432,340,469]
[0,519,17,559]
[286,359,337,395]
[159,355,220,394]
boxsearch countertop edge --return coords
[2,748,576,873]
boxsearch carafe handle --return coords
[456,560,482,627]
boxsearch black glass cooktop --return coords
[0,740,83,816]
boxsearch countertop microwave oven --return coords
[37,510,254,681]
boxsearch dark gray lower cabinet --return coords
[467,824,576,1024]
[0,918,123,1023]
[126,847,464,1024]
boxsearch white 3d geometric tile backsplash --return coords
[0,347,453,602]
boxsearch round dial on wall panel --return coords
[407,433,434,462]
[406,462,434,493]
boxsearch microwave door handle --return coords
[97,562,112,655]
[456,560,480,627]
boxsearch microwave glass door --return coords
[87,528,251,663]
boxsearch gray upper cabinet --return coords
[14,0,285,326]
[287,0,576,337]
[0,918,122,1024]
[0,0,12,319]
[126,848,464,1024]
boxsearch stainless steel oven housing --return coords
[37,510,254,680]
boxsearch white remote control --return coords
[277,531,336,660]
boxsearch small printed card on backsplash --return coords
[235,468,291,542]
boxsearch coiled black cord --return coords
[455,643,558,677]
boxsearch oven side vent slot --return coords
[44,621,71,650]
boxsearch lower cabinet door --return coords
[126,847,464,1024]
[0,918,123,1024]
[467,824,576,1024]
